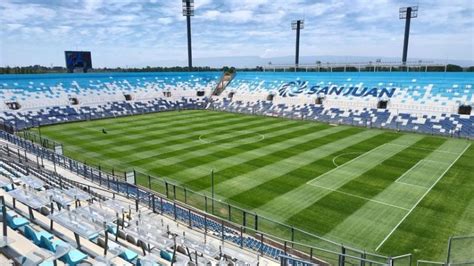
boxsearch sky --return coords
[0,0,473,68]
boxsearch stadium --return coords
[0,1,473,266]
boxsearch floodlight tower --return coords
[182,0,194,69]
[399,6,418,64]
[292,19,304,67]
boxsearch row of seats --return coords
[1,86,472,137]
[55,153,288,261]
[0,72,219,104]
[210,98,474,137]
[0,157,171,265]
[1,97,207,130]
[226,72,474,103]
[0,144,282,265]
[1,133,289,263]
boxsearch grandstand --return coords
[0,71,473,265]
[0,72,473,137]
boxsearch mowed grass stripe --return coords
[66,115,284,169]
[188,127,361,192]
[131,121,319,171]
[126,119,306,170]
[60,113,263,160]
[36,110,474,260]
[308,134,424,188]
[107,115,290,164]
[281,137,444,246]
[212,129,385,200]
[256,134,422,221]
[394,140,464,189]
[41,111,231,151]
[372,139,470,209]
[42,110,217,139]
[324,139,470,251]
[55,113,259,164]
[100,113,265,157]
[165,123,330,187]
[379,143,473,261]
[182,124,348,190]
[163,125,347,185]
[51,109,212,131]
[229,131,401,210]
[43,111,237,146]
[39,109,206,134]
[123,116,308,164]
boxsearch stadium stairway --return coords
[212,71,236,96]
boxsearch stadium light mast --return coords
[399,6,418,65]
[182,0,194,69]
[291,19,304,67]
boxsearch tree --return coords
[446,64,463,72]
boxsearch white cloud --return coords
[84,0,104,12]
[157,17,173,25]
[0,0,472,67]
[226,10,254,23]
[195,0,213,10]
[202,10,220,20]
[0,2,56,23]
[50,26,72,36]
[199,9,256,23]
[5,23,24,31]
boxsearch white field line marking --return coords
[387,143,461,155]
[395,159,448,189]
[396,181,429,189]
[394,159,425,183]
[307,144,388,185]
[375,143,471,251]
[332,152,363,167]
[310,184,410,211]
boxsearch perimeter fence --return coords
[0,130,416,266]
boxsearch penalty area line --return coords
[394,159,425,183]
[375,143,471,252]
[309,183,410,211]
[307,143,388,185]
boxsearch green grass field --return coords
[32,110,474,262]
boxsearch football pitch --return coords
[32,110,474,261]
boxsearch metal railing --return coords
[0,130,414,266]
[263,61,449,72]
[208,102,474,140]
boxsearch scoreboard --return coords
[64,51,92,73]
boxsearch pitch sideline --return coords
[375,142,471,251]
[310,183,410,211]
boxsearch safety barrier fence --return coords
[1,97,472,140]
[208,103,474,139]
[0,130,415,266]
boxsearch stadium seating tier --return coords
[0,72,473,137]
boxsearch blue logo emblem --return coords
[279,81,308,97]
[278,80,396,98]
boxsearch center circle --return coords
[198,130,265,145]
